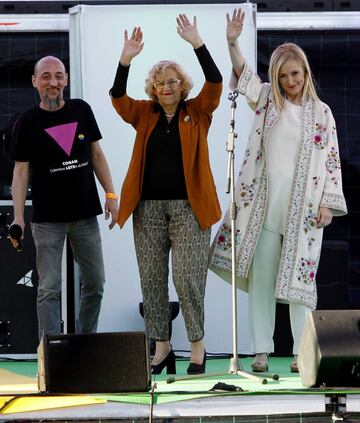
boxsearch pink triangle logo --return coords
[45,122,78,156]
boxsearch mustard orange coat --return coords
[111,80,223,230]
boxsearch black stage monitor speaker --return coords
[37,331,151,393]
[299,310,360,387]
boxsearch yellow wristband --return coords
[106,192,118,200]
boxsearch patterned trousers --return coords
[133,200,211,342]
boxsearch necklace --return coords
[165,113,175,117]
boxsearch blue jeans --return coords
[31,217,105,339]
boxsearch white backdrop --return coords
[69,2,256,355]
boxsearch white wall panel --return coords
[69,3,256,355]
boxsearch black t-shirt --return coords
[12,99,103,222]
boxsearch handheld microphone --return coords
[9,224,23,252]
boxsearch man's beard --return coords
[43,92,62,111]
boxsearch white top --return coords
[263,99,301,234]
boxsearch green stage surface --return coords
[1,356,360,406]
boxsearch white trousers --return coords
[248,227,311,355]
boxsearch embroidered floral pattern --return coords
[239,178,258,207]
[320,192,347,213]
[242,148,251,167]
[261,97,278,149]
[326,147,341,174]
[313,123,327,149]
[331,176,338,187]
[303,201,317,234]
[237,62,255,95]
[255,103,267,115]
[237,167,267,275]
[312,176,320,189]
[297,257,317,285]
[210,253,232,271]
[276,96,316,308]
[255,150,262,164]
[216,223,241,252]
[308,236,316,249]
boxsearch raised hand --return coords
[120,27,144,65]
[176,14,203,49]
[226,8,245,43]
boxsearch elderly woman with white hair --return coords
[210,8,347,373]
[110,14,222,375]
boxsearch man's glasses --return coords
[153,79,181,90]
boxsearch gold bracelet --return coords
[106,192,118,200]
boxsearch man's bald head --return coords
[33,56,66,76]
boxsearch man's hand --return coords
[8,218,25,250]
[105,198,119,230]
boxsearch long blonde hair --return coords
[268,43,319,111]
[144,60,193,102]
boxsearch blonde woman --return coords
[210,9,347,373]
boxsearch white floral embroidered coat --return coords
[209,62,347,310]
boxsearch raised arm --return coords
[177,14,222,84]
[119,26,144,66]
[176,14,203,49]
[111,27,144,98]
[226,8,246,77]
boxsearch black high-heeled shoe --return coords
[187,351,206,375]
[151,349,176,375]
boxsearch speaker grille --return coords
[38,332,151,393]
[299,310,360,387]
